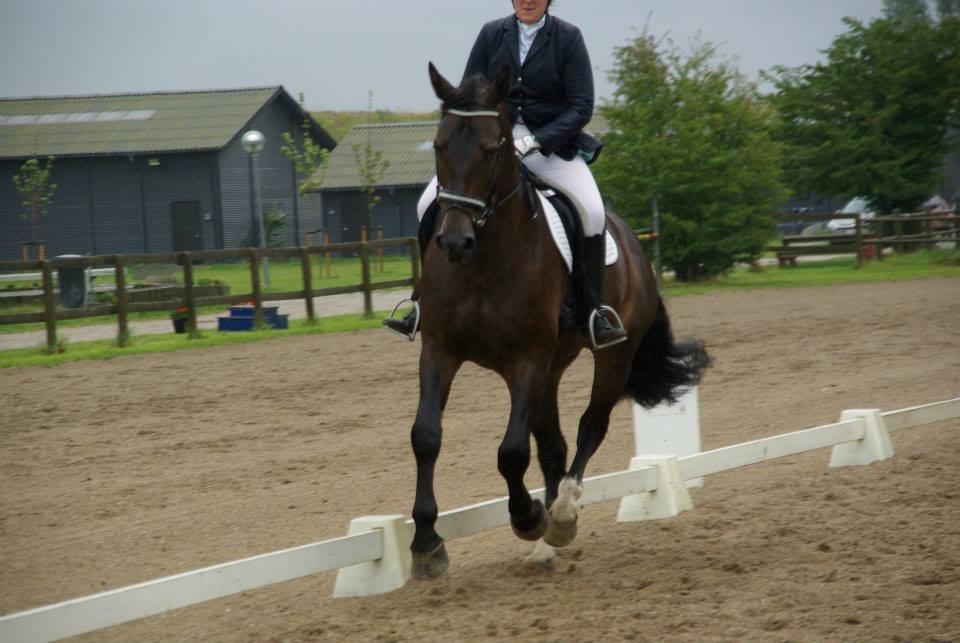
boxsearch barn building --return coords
[0,87,335,262]
[313,122,436,244]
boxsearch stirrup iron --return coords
[588,305,628,350]
[383,299,420,341]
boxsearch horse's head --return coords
[428,62,513,263]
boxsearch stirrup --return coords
[383,299,420,341]
[588,305,628,350]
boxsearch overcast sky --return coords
[0,0,884,111]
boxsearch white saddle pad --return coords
[538,190,618,273]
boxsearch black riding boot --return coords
[383,202,438,338]
[578,234,628,350]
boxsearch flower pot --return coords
[172,318,188,334]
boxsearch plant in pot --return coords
[170,305,190,333]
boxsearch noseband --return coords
[436,109,522,229]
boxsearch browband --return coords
[445,109,500,118]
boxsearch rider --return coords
[384,0,627,349]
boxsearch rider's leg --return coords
[383,177,439,337]
[520,151,627,349]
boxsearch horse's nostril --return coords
[463,237,475,252]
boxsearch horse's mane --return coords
[441,73,496,111]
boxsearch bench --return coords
[776,252,799,267]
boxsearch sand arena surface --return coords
[1,278,958,642]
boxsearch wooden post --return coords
[113,256,129,346]
[249,248,265,329]
[323,229,331,278]
[377,225,384,273]
[409,238,420,286]
[360,240,373,317]
[360,225,368,243]
[180,252,199,338]
[854,216,863,267]
[894,217,903,254]
[300,246,315,322]
[40,260,57,354]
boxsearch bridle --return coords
[436,108,523,229]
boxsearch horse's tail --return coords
[624,297,711,408]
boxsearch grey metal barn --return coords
[0,87,335,261]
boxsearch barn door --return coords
[171,201,203,251]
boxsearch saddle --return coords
[519,166,619,273]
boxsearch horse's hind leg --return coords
[410,345,462,580]
[544,347,634,547]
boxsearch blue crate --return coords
[218,310,289,331]
[218,316,255,331]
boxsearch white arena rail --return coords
[1,396,957,642]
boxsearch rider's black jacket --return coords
[462,13,595,161]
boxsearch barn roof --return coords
[0,86,334,160]
[314,114,610,191]
[317,121,438,191]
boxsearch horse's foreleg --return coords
[499,359,550,542]
[530,372,567,510]
[410,346,461,580]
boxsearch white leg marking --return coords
[526,539,556,565]
[550,477,583,523]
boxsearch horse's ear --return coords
[484,65,512,106]
[428,62,456,102]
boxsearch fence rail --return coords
[770,210,959,265]
[0,238,420,351]
[1,396,956,642]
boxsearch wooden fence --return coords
[770,210,958,266]
[0,237,420,352]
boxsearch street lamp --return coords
[241,130,270,287]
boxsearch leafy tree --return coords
[594,31,787,281]
[883,0,932,22]
[280,93,330,195]
[264,203,288,247]
[767,14,960,212]
[13,157,58,244]
[352,92,390,237]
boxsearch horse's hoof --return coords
[542,515,578,547]
[511,499,548,542]
[411,541,449,580]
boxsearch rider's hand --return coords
[514,134,541,158]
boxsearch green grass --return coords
[0,313,389,369]
[2,248,957,368]
[0,255,416,334]
[661,249,960,296]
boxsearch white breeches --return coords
[416,123,606,237]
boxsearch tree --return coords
[768,14,960,212]
[594,31,787,281]
[883,0,932,22]
[13,157,58,244]
[280,93,330,195]
[352,91,390,237]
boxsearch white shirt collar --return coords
[517,14,546,65]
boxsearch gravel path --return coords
[0,290,408,351]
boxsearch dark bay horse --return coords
[410,63,710,579]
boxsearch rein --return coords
[436,109,524,229]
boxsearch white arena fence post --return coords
[618,387,701,522]
[829,409,895,468]
[616,455,693,522]
[333,515,412,597]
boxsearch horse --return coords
[409,62,711,579]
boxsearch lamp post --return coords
[241,130,270,287]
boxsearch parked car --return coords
[827,197,876,233]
